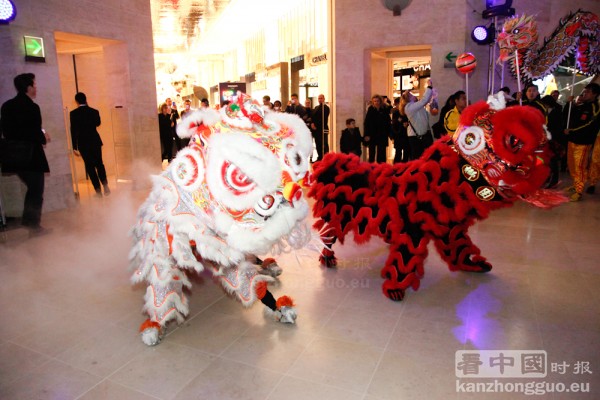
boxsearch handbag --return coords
[0,138,33,170]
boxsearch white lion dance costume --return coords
[130,93,313,345]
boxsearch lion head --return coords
[452,93,551,201]
[172,93,313,254]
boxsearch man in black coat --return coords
[364,94,391,163]
[0,73,51,234]
[70,92,110,197]
[311,94,330,162]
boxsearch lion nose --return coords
[283,182,302,207]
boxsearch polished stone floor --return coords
[0,177,598,399]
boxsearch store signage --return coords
[24,35,45,62]
[309,52,327,66]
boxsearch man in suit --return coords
[311,94,330,162]
[70,92,110,197]
[0,73,51,235]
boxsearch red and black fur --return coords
[309,141,520,301]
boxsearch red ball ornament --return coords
[456,53,477,74]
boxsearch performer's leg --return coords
[380,232,429,301]
[567,142,591,200]
[433,224,491,273]
[139,268,188,346]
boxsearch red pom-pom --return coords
[139,319,161,334]
[276,295,295,309]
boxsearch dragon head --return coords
[497,14,539,63]
[452,93,552,203]
[172,92,313,254]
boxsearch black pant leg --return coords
[376,142,387,163]
[313,131,323,161]
[368,142,377,162]
[17,171,45,227]
[79,148,101,191]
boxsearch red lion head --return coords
[452,93,554,203]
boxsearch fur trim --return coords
[176,108,221,138]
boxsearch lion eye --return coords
[513,28,520,34]
[221,161,256,195]
[507,135,522,152]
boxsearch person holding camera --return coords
[400,78,434,160]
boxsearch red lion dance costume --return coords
[130,94,313,345]
[309,93,565,301]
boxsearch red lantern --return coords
[456,53,477,74]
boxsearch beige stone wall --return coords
[332,0,600,149]
[0,0,158,216]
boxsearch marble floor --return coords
[0,177,598,400]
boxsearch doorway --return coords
[369,46,432,163]
[55,32,133,200]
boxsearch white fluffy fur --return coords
[176,108,221,138]
[487,91,507,111]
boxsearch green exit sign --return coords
[24,36,45,62]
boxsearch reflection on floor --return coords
[0,175,598,400]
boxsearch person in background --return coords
[304,99,314,131]
[431,92,456,138]
[391,97,410,163]
[364,94,392,163]
[180,99,193,119]
[166,97,181,155]
[200,98,210,109]
[340,118,363,156]
[400,78,434,160]
[262,95,273,109]
[311,94,330,162]
[517,84,547,118]
[381,95,393,115]
[158,103,174,162]
[273,100,283,112]
[70,92,110,198]
[0,73,51,236]
[443,91,467,135]
[563,83,600,201]
[540,95,566,188]
[179,99,193,148]
[285,93,307,120]
[550,89,562,109]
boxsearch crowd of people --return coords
[338,79,600,203]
